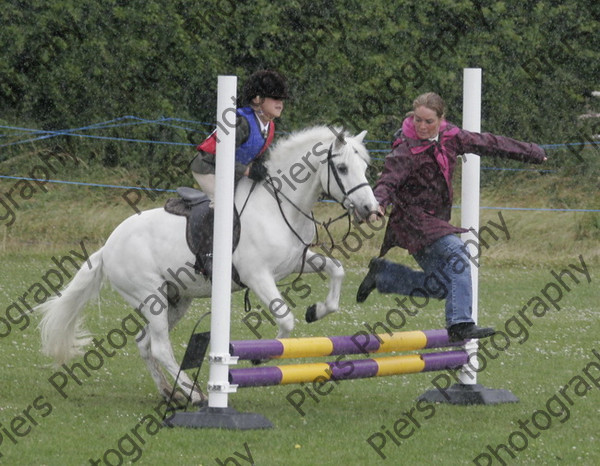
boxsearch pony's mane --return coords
[267,126,369,168]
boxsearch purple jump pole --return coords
[229,328,463,361]
[229,350,469,388]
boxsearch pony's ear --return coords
[355,130,368,143]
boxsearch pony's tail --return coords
[38,248,105,364]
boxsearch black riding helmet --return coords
[240,70,289,105]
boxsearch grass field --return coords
[1,244,598,465]
[0,150,599,465]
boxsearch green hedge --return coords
[1,0,598,170]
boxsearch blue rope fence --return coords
[1,117,599,213]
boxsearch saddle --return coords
[164,187,243,286]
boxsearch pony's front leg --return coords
[244,273,295,339]
[301,250,345,323]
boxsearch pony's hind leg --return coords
[165,295,206,404]
[302,250,345,323]
[141,294,206,405]
[113,281,205,405]
[136,324,179,401]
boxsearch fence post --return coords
[418,68,519,405]
[458,67,482,386]
[166,76,272,428]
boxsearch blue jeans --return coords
[376,234,474,327]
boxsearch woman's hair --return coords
[410,92,446,118]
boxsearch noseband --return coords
[326,142,371,209]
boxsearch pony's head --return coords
[265,126,379,222]
[318,128,379,221]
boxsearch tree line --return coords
[1,0,598,170]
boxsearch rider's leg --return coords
[193,172,215,202]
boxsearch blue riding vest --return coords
[235,107,270,165]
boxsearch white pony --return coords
[38,126,379,404]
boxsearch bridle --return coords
[251,140,371,248]
[240,139,372,306]
[325,141,371,211]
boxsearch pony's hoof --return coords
[250,359,267,365]
[305,304,317,323]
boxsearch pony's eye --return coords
[337,164,348,175]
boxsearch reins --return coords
[260,141,370,256]
[238,139,370,303]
